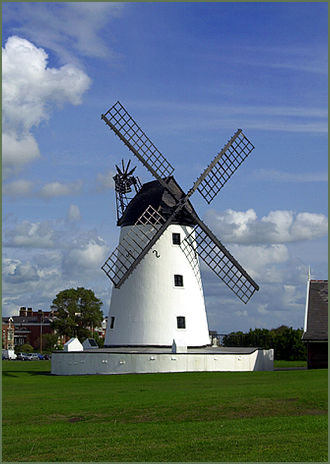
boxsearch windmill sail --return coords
[189,130,255,204]
[102,101,174,184]
[102,101,259,303]
[181,217,259,303]
[102,205,167,287]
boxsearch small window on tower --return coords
[110,317,115,329]
[177,316,186,329]
[172,233,181,245]
[174,274,184,287]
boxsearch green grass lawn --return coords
[2,360,327,462]
[274,359,307,368]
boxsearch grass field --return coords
[2,360,327,462]
[274,359,307,368]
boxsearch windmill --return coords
[101,101,259,348]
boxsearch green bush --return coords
[223,326,307,360]
[92,332,105,348]
[15,343,34,353]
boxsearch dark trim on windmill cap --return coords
[118,177,197,227]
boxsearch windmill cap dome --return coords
[118,177,197,227]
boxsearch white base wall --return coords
[51,349,274,375]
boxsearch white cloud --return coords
[3,255,68,315]
[205,208,328,245]
[2,132,40,178]
[198,206,327,332]
[131,99,328,135]
[4,179,83,199]
[199,207,327,320]
[67,204,81,222]
[253,169,328,183]
[3,3,124,65]
[3,36,91,131]
[291,212,329,241]
[235,309,248,317]
[96,170,116,191]
[203,259,309,333]
[2,251,110,317]
[133,99,328,120]
[2,220,111,316]
[5,221,57,249]
[4,219,109,256]
[3,258,40,284]
[257,304,269,315]
[4,218,109,274]
[268,59,327,75]
[282,284,302,309]
[207,44,328,76]
[39,181,82,198]
[2,35,91,178]
[63,238,109,273]
[3,179,34,197]
[228,243,289,282]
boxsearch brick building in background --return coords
[2,307,54,350]
[2,307,108,350]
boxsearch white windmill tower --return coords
[101,102,259,348]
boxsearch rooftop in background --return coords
[302,280,328,342]
[2,307,54,324]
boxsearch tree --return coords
[15,343,33,353]
[50,287,103,342]
[223,326,307,361]
[270,326,306,361]
[93,332,105,348]
[35,333,59,352]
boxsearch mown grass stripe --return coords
[2,360,328,462]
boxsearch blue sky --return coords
[3,2,328,333]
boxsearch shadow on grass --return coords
[3,370,51,377]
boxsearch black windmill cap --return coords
[118,177,197,227]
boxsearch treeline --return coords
[222,326,307,361]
